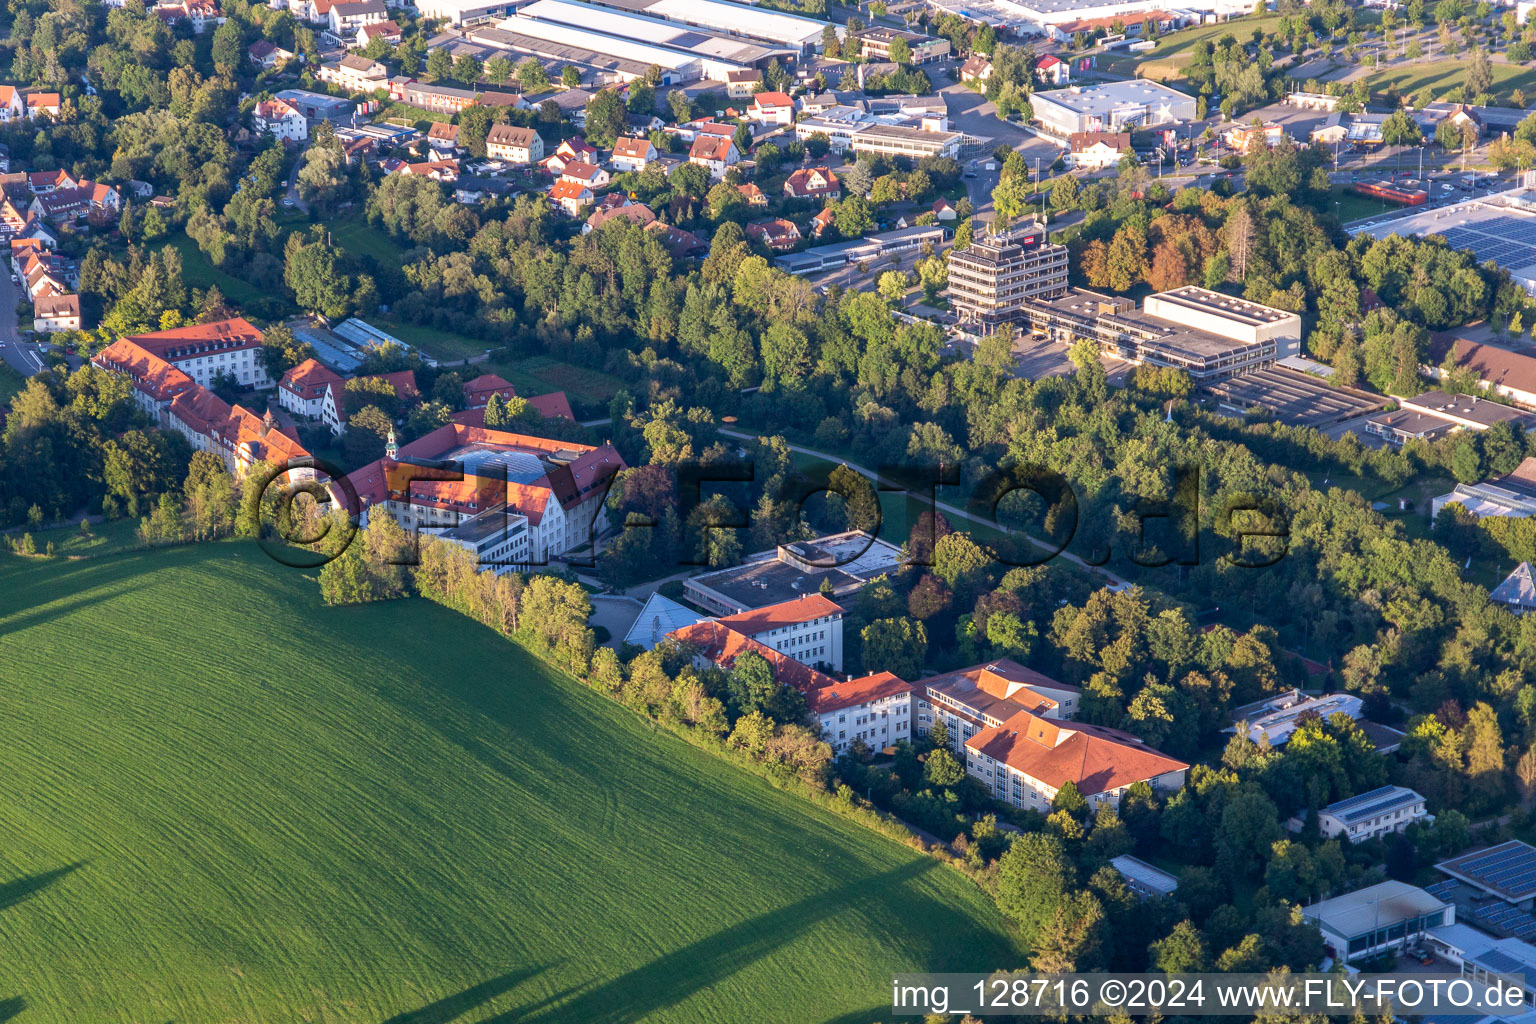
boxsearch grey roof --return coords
[623,592,707,650]
[1493,562,1536,610]
[1321,785,1423,825]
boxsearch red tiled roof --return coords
[612,136,653,159]
[168,385,233,438]
[561,160,604,182]
[784,167,839,198]
[714,594,843,637]
[807,671,912,713]
[94,338,196,403]
[1069,130,1130,153]
[1429,334,1536,398]
[752,90,793,109]
[526,391,574,421]
[126,317,263,360]
[690,135,734,161]
[666,620,837,693]
[463,372,516,406]
[280,358,346,401]
[965,709,1187,797]
[549,179,592,201]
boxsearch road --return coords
[717,427,1129,589]
[0,273,44,378]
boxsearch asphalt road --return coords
[0,272,45,378]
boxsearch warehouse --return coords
[416,0,517,24]
[587,0,833,53]
[517,0,793,76]
[482,14,708,83]
[1031,80,1197,137]
[775,225,944,275]
[925,0,1247,34]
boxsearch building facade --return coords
[947,223,1070,330]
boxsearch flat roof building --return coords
[947,223,1069,330]
[1031,80,1197,137]
[1021,287,1297,382]
[1439,842,1536,910]
[794,108,962,159]
[1433,456,1536,520]
[1227,688,1364,746]
[683,530,904,614]
[1366,390,1534,446]
[775,225,944,275]
[1110,855,1179,900]
[587,0,833,53]
[855,25,951,63]
[516,0,794,78]
[1304,881,1453,962]
[491,13,708,83]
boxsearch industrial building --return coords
[774,224,945,275]
[922,0,1246,36]
[585,0,833,53]
[794,106,962,160]
[477,13,709,83]
[1433,456,1536,520]
[946,222,1070,330]
[1349,187,1536,297]
[416,0,517,24]
[1020,286,1300,383]
[514,0,797,79]
[1110,855,1179,900]
[273,88,355,125]
[1031,80,1197,137]
[1303,881,1452,962]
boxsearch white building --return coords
[122,318,273,390]
[748,90,795,126]
[485,124,544,164]
[1068,129,1130,169]
[0,86,25,122]
[1142,285,1302,360]
[1227,689,1365,746]
[1492,562,1536,615]
[1303,881,1453,962]
[1032,80,1197,137]
[964,708,1188,812]
[711,593,844,672]
[328,0,387,35]
[1306,786,1433,842]
[1433,457,1536,520]
[277,358,347,419]
[610,135,658,173]
[347,422,626,563]
[688,134,739,179]
[318,54,389,93]
[253,97,308,141]
[794,106,962,159]
[683,530,905,615]
[809,672,913,756]
[624,592,708,650]
[586,0,833,53]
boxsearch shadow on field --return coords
[0,997,24,1022]
[820,1005,893,1024]
[0,862,84,912]
[381,967,552,1024]
[514,858,940,1024]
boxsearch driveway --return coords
[0,274,45,377]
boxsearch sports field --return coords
[0,543,1019,1023]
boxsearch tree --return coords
[585,87,628,145]
[996,833,1077,945]
[877,270,909,304]
[562,65,582,88]
[1151,920,1208,973]
[516,58,550,93]
[859,617,927,679]
[485,55,513,86]
[1467,46,1494,99]
[452,53,483,85]
[425,47,453,82]
[888,36,912,64]
[924,746,966,787]
[1381,108,1423,146]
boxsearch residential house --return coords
[932,198,956,221]
[426,122,461,153]
[1035,53,1069,85]
[32,292,81,333]
[646,221,706,258]
[1069,130,1131,169]
[1426,334,1536,409]
[548,179,593,215]
[560,160,610,189]
[725,68,761,99]
[28,169,75,194]
[254,97,308,141]
[485,124,544,164]
[809,206,835,238]
[462,372,518,408]
[318,54,389,93]
[1306,786,1433,842]
[1225,120,1286,153]
[0,86,24,122]
[277,358,347,419]
[736,182,767,207]
[401,159,459,181]
[965,708,1189,811]
[746,217,801,251]
[783,166,840,201]
[356,19,401,45]
[544,137,598,175]
[688,134,739,180]
[960,54,992,84]
[24,92,61,118]
[609,135,657,173]
[328,0,387,36]
[249,39,296,68]
[583,201,656,234]
[748,90,795,126]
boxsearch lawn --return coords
[1102,15,1287,79]
[1329,183,1400,224]
[0,361,24,407]
[166,231,286,312]
[372,317,491,364]
[0,543,1019,1023]
[1362,58,1536,105]
[8,516,143,558]
[327,212,403,266]
[487,354,629,407]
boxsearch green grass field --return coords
[1363,58,1536,105]
[8,517,143,558]
[166,232,285,311]
[327,213,403,266]
[1102,15,1286,79]
[488,355,628,407]
[0,543,1019,1023]
[1329,184,1399,224]
[0,361,24,408]
[373,318,490,363]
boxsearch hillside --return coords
[0,543,1019,1024]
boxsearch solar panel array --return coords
[1427,879,1459,900]
[1435,215,1536,272]
[1335,789,1421,825]
[1455,842,1536,900]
